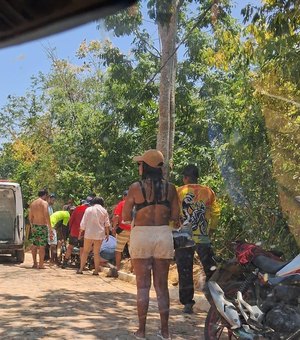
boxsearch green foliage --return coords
[0,0,299,257]
[103,4,142,36]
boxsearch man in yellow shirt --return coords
[175,164,220,314]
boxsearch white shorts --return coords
[48,229,57,245]
[129,225,174,259]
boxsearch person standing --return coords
[45,193,56,262]
[48,193,56,216]
[112,190,131,272]
[175,164,220,314]
[123,149,179,340]
[77,197,110,275]
[28,189,52,269]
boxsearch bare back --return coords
[123,179,179,226]
[29,198,51,227]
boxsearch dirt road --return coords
[0,253,207,339]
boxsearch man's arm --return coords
[28,204,33,225]
[79,210,87,238]
[122,184,136,223]
[169,184,180,228]
[112,203,121,232]
[44,202,52,230]
[104,211,110,240]
[207,193,220,238]
[62,214,70,227]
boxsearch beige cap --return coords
[133,149,164,168]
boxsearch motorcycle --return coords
[204,241,300,340]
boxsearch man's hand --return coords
[78,230,84,240]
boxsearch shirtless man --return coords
[28,189,52,269]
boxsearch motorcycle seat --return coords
[252,255,289,274]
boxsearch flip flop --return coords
[76,270,83,274]
[157,330,171,340]
[92,272,99,276]
[132,332,146,340]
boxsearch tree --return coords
[241,0,300,247]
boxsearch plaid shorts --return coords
[115,229,130,253]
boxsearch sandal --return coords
[92,271,99,276]
[157,330,171,340]
[132,332,146,340]
[76,270,83,274]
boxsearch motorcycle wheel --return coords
[205,306,241,339]
[204,282,256,340]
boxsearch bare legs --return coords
[115,251,122,270]
[64,244,74,264]
[31,245,38,268]
[49,245,57,264]
[132,258,152,338]
[132,258,171,339]
[92,240,102,274]
[79,238,93,273]
[153,259,171,339]
[38,246,46,268]
[78,239,102,274]
[31,245,46,268]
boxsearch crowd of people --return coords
[28,149,220,340]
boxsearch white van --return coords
[0,181,25,262]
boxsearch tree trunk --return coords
[156,0,179,175]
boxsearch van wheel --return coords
[16,249,25,263]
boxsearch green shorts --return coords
[29,225,48,247]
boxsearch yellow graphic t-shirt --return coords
[177,184,220,244]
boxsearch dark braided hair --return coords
[142,162,165,202]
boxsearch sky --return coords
[0,1,261,111]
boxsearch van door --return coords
[14,184,25,244]
[0,187,16,242]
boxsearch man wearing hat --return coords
[112,190,131,274]
[175,164,220,314]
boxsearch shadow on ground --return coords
[0,287,205,339]
[0,289,138,339]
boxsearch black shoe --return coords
[106,268,118,278]
[183,304,194,314]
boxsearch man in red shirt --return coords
[112,190,131,272]
[61,197,92,268]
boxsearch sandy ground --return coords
[0,252,207,340]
